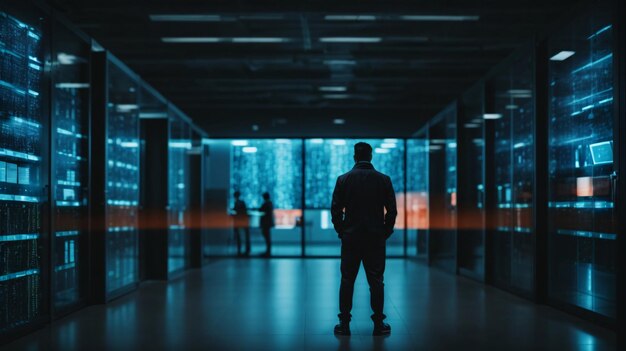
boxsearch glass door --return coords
[407,132,429,259]
[547,2,616,318]
[458,85,486,280]
[105,58,140,297]
[490,54,535,295]
[51,17,91,313]
[427,105,457,271]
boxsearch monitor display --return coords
[589,141,613,165]
[304,139,405,209]
[230,139,303,228]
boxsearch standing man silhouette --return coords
[232,191,250,256]
[331,142,397,336]
[259,192,274,257]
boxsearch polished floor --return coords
[5,259,615,351]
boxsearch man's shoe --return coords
[334,321,351,336]
[373,322,391,336]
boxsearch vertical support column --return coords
[484,81,496,285]
[404,139,408,257]
[89,51,107,304]
[301,138,306,257]
[533,41,549,304]
[613,0,625,346]
[139,118,169,279]
[189,139,203,268]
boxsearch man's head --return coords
[234,191,241,199]
[262,192,270,200]
[354,142,373,163]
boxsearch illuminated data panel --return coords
[51,20,90,310]
[304,139,405,256]
[230,139,303,228]
[305,139,404,209]
[0,7,46,334]
[547,4,615,317]
[406,135,429,258]
[105,60,140,295]
[491,54,535,294]
[168,114,191,274]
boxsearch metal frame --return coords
[612,0,624,336]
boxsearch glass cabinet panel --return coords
[51,20,90,311]
[547,3,615,317]
[428,105,457,271]
[490,54,535,294]
[168,113,191,273]
[407,133,429,258]
[105,60,140,295]
[458,85,486,279]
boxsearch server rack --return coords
[457,84,488,281]
[167,107,192,276]
[0,2,50,341]
[49,13,91,317]
[90,52,140,302]
[406,130,429,260]
[138,86,169,280]
[188,136,205,268]
[545,0,617,324]
[426,103,458,273]
[139,85,196,279]
[486,49,537,298]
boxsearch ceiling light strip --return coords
[161,37,290,43]
[319,37,382,43]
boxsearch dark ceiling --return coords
[51,0,575,137]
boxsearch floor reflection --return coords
[3,259,617,351]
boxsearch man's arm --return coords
[330,176,345,237]
[383,176,397,238]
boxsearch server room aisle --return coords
[4,259,615,351]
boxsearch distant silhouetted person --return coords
[331,142,397,336]
[232,191,250,256]
[259,192,274,257]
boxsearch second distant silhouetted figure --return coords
[259,192,274,257]
[232,191,250,256]
[331,142,397,336]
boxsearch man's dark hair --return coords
[354,142,373,162]
[234,190,241,198]
[262,192,270,200]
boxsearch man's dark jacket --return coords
[331,161,397,239]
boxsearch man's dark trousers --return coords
[339,235,386,323]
